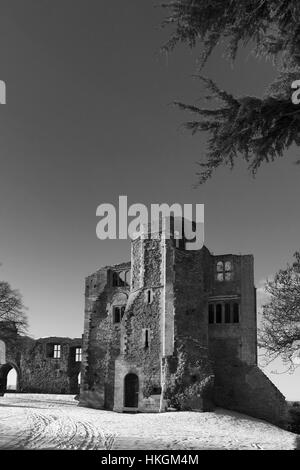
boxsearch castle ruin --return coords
[79,220,287,426]
[0,219,287,426]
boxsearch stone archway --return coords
[0,363,20,395]
[124,373,139,408]
[7,368,17,391]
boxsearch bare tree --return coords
[0,281,28,334]
[259,252,300,369]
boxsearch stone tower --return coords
[80,219,287,425]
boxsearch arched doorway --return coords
[7,368,17,391]
[124,373,139,408]
[0,364,19,394]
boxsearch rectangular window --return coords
[75,347,82,362]
[208,304,214,324]
[216,261,224,281]
[216,304,222,323]
[113,307,121,323]
[225,303,231,323]
[53,344,61,359]
[216,260,233,282]
[233,303,240,323]
[113,306,125,324]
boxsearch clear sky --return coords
[0,0,299,400]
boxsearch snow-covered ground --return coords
[0,393,298,450]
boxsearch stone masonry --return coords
[80,220,287,426]
[0,322,82,395]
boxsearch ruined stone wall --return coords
[21,337,82,394]
[0,323,82,395]
[80,263,130,409]
[240,255,257,364]
[0,323,34,394]
[164,246,214,411]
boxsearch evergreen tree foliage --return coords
[161,1,300,183]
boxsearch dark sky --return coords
[0,0,299,399]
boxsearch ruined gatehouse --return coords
[79,219,287,426]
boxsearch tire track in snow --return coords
[16,408,113,450]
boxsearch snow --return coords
[0,393,298,450]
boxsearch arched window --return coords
[225,261,232,271]
[217,261,223,271]
[6,367,17,391]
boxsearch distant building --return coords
[80,219,287,426]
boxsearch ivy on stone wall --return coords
[165,342,214,411]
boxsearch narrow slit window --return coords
[144,329,149,349]
[146,289,153,304]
